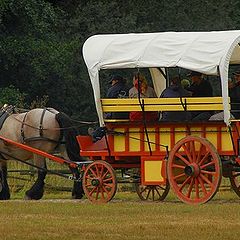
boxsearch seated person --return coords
[210,70,240,121]
[229,70,240,119]
[129,73,158,121]
[105,74,129,119]
[187,71,213,121]
[160,76,191,121]
[129,73,157,98]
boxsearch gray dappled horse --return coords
[0,105,84,200]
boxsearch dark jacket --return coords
[187,80,213,120]
[160,84,191,121]
[107,82,128,98]
[105,82,129,119]
[188,80,213,97]
[229,82,240,118]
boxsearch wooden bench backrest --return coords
[101,97,228,112]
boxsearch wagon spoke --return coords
[152,188,155,201]
[103,177,113,183]
[102,170,109,179]
[155,187,161,197]
[173,172,186,180]
[196,143,205,163]
[95,187,100,200]
[89,168,98,178]
[198,151,210,166]
[200,161,215,169]
[179,176,191,192]
[199,173,214,188]
[85,175,94,180]
[175,153,190,166]
[101,187,105,200]
[190,141,196,162]
[139,186,148,195]
[172,164,185,169]
[95,165,100,177]
[145,187,151,199]
[99,164,104,177]
[198,176,207,196]
[89,186,98,196]
[103,182,114,188]
[187,178,194,198]
[201,170,216,176]
[182,143,193,163]
[195,178,199,199]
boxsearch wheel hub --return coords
[91,178,101,186]
[184,163,200,177]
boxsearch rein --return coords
[10,107,98,131]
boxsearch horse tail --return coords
[55,112,83,162]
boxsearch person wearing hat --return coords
[188,71,213,97]
[106,74,128,98]
[160,76,191,121]
[105,74,129,119]
[187,71,213,120]
[229,71,240,118]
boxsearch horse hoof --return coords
[24,194,33,200]
[72,194,83,199]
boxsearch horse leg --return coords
[25,156,47,200]
[69,166,84,199]
[58,144,84,199]
[0,161,10,200]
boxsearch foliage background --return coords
[1,0,240,121]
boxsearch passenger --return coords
[209,71,240,121]
[181,79,191,89]
[160,76,191,121]
[129,73,158,121]
[106,74,128,98]
[129,73,157,98]
[187,71,213,121]
[105,74,129,119]
[229,71,240,119]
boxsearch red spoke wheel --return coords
[229,170,240,197]
[168,136,222,204]
[83,160,117,203]
[135,181,170,201]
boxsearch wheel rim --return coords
[168,136,222,204]
[135,181,170,201]
[229,171,240,197]
[83,160,117,203]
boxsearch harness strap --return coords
[21,108,50,143]
[39,108,47,137]
[21,112,28,143]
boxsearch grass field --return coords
[0,189,239,240]
[2,161,240,240]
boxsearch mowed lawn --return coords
[0,190,240,240]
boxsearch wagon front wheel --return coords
[135,181,170,201]
[83,160,117,203]
[168,136,222,204]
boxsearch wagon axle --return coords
[184,163,200,177]
[91,178,100,186]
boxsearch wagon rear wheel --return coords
[168,136,222,204]
[135,181,170,201]
[83,160,117,203]
[229,170,240,197]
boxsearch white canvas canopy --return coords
[82,30,240,126]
